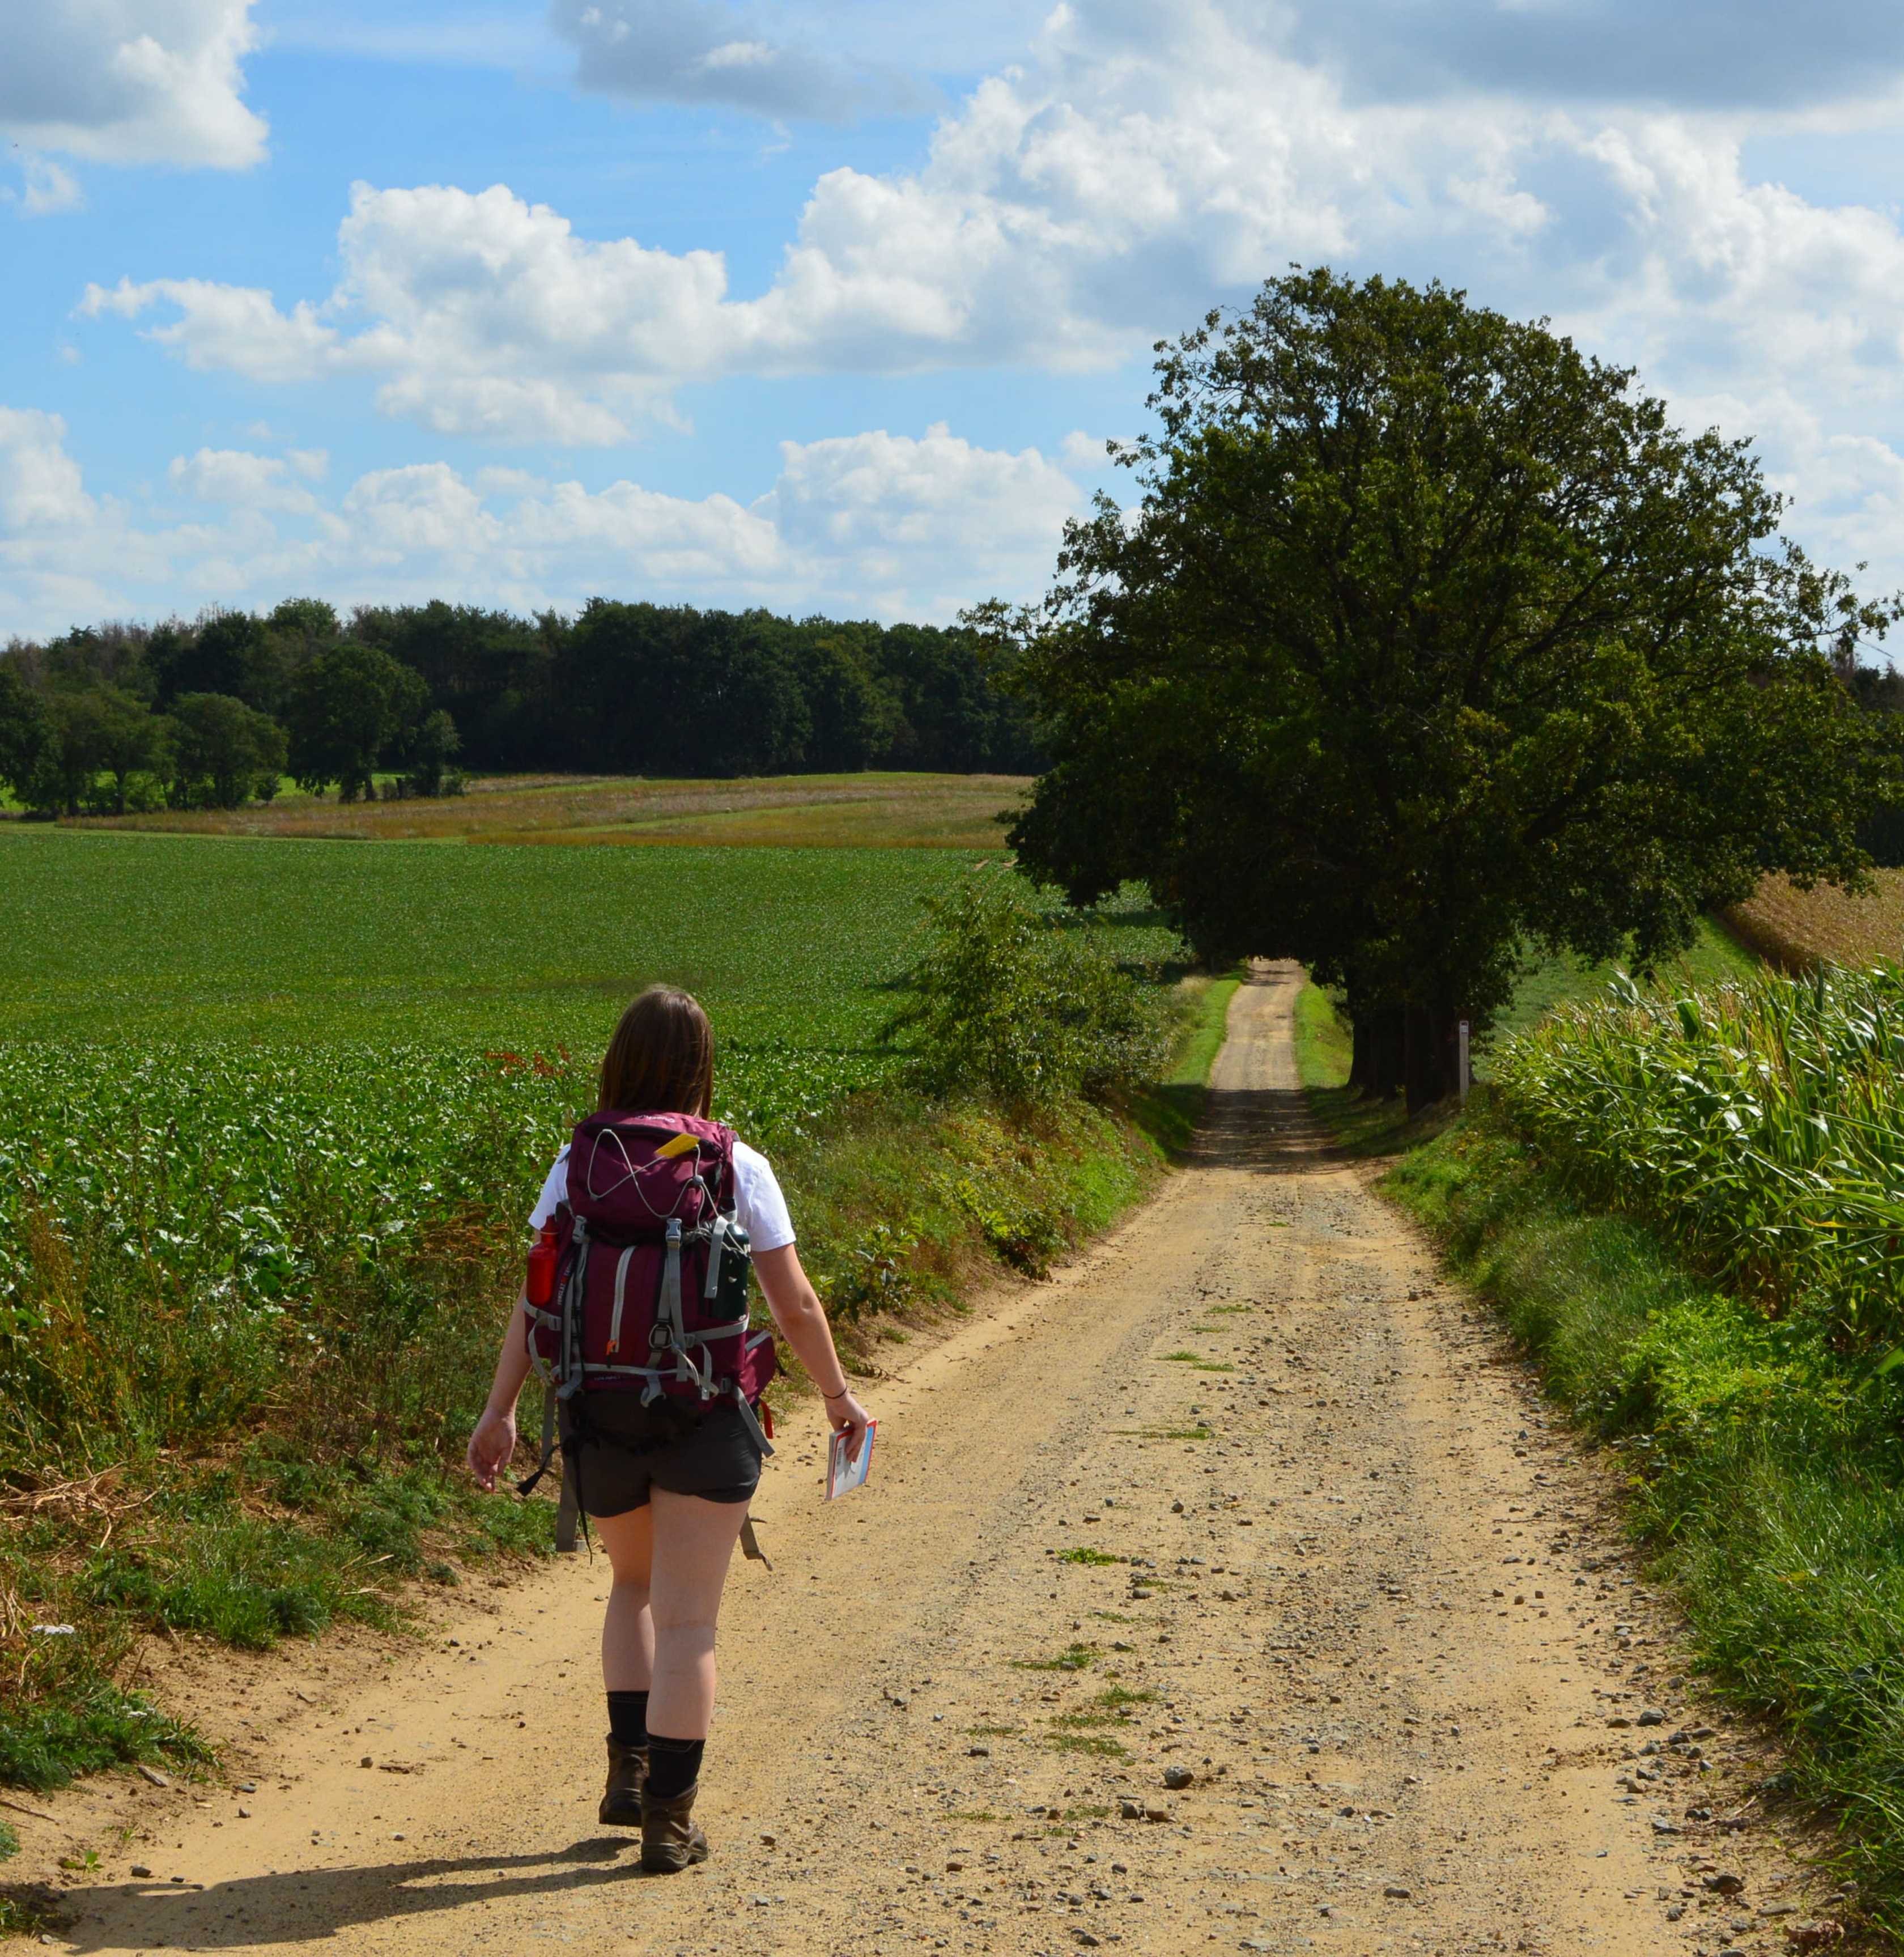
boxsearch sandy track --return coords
[32,965,1826,1955]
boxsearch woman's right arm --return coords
[753,1244,871,1450]
[466,1293,534,1491]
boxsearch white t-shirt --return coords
[528,1135,795,1254]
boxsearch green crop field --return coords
[0,826,993,1050]
[0,825,1183,1387]
[0,826,1182,1135]
[0,822,1186,1788]
[1494,957,1904,1345]
[0,829,1180,1375]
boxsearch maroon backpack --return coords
[518,1110,777,1495]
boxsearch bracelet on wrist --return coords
[823,1385,852,1400]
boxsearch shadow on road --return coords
[60,1835,663,1951]
[1189,1082,1333,1175]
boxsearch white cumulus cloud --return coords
[0,409,100,536]
[759,422,1082,615]
[0,414,1083,636]
[168,447,322,515]
[550,0,917,120]
[63,0,1904,593]
[0,0,266,171]
[64,3,1618,438]
[0,407,176,629]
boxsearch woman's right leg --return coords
[639,1489,747,1873]
[646,1487,748,1739]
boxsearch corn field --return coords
[1494,962,1904,1345]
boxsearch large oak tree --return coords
[983,269,1904,1107]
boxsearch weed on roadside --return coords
[0,1682,209,1794]
[1043,1733,1129,1759]
[1052,1687,1155,1727]
[0,1890,57,1939]
[1011,1644,1098,1672]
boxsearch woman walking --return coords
[466,986,872,1873]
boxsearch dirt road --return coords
[31,964,1826,1955]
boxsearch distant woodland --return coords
[0,598,1042,813]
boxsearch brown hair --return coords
[597,986,715,1118]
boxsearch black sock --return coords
[606,1690,649,1750]
[645,1732,704,1800]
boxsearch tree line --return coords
[0,598,1040,816]
[986,267,1904,1110]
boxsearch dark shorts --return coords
[558,1391,763,1519]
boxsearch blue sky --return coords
[5,0,1904,636]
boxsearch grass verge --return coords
[1381,1102,1904,1924]
[1132,971,1243,1156]
[1290,982,1413,1157]
[1298,924,1904,1930]
[772,1083,1169,1372]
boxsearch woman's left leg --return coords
[590,1503,656,1828]
[593,1504,656,1690]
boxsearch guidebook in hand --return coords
[825,1420,877,1500]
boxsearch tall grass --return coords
[1495,961,1904,1347]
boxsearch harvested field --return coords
[67,770,1031,850]
[1724,869,1904,970]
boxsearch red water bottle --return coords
[525,1225,558,1308]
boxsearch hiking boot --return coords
[598,1738,648,1828]
[640,1782,709,1874]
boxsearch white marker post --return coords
[1457,1019,1471,1102]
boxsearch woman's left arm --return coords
[753,1243,870,1449]
[467,1293,535,1491]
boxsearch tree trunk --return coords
[1404,1004,1436,1113]
[1404,1002,1467,1114]
[1366,1006,1406,1101]
[1349,1016,1371,1094]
